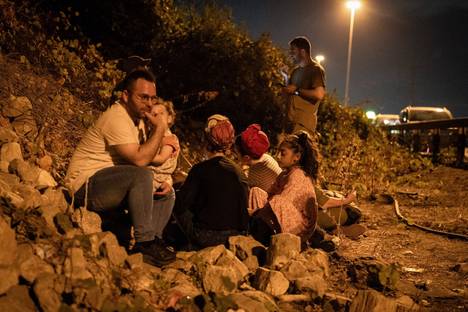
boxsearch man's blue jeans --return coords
[74,165,174,242]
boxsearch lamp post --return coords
[315,54,325,65]
[344,0,361,106]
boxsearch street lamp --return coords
[344,0,361,106]
[315,54,325,65]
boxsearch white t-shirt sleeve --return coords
[101,112,139,146]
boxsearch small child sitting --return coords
[148,100,180,195]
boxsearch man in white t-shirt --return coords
[65,69,175,266]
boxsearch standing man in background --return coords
[282,36,326,133]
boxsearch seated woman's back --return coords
[187,155,249,231]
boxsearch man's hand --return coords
[154,181,172,196]
[282,84,298,95]
[145,111,168,130]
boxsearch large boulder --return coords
[16,244,54,283]
[2,96,32,118]
[11,114,38,139]
[254,267,289,296]
[0,142,23,163]
[0,216,17,266]
[0,285,36,312]
[88,232,127,266]
[11,184,42,210]
[36,169,57,188]
[228,235,266,272]
[190,245,249,295]
[63,247,93,281]
[349,289,397,312]
[0,127,18,144]
[266,233,301,269]
[294,273,327,298]
[33,273,66,312]
[215,290,279,312]
[0,266,19,295]
[72,207,102,234]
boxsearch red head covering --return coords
[205,114,235,151]
[240,124,270,158]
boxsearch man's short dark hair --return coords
[289,36,311,55]
[121,69,156,92]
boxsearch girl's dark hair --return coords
[281,131,320,181]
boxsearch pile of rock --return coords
[0,95,419,311]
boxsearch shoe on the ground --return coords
[339,224,366,240]
[132,239,176,267]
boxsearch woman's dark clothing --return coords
[173,156,250,248]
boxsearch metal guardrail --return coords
[384,117,468,166]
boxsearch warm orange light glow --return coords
[346,1,362,10]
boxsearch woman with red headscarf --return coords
[172,115,250,249]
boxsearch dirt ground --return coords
[328,166,468,311]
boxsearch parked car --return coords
[399,106,453,123]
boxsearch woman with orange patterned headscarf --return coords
[172,114,250,249]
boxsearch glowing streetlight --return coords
[365,110,376,120]
[344,0,361,106]
[315,54,325,64]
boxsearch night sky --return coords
[214,0,468,117]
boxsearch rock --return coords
[266,233,301,269]
[395,295,419,311]
[54,213,74,234]
[40,188,69,230]
[300,248,330,278]
[280,259,309,281]
[63,247,93,280]
[0,127,18,144]
[125,268,158,292]
[365,260,399,291]
[72,280,110,311]
[11,184,42,210]
[0,171,20,188]
[202,265,240,295]
[36,169,57,187]
[349,258,399,291]
[0,216,17,266]
[0,142,23,162]
[294,273,327,298]
[323,292,352,312]
[33,273,66,312]
[0,190,24,209]
[126,253,144,270]
[165,257,195,272]
[37,155,53,171]
[41,187,69,211]
[72,207,102,234]
[191,245,249,283]
[349,289,397,312]
[16,244,54,283]
[228,235,266,271]
[89,232,127,266]
[0,160,9,173]
[11,114,38,138]
[254,267,289,296]
[215,290,279,312]
[13,160,41,184]
[0,285,36,312]
[0,266,19,295]
[2,96,32,117]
